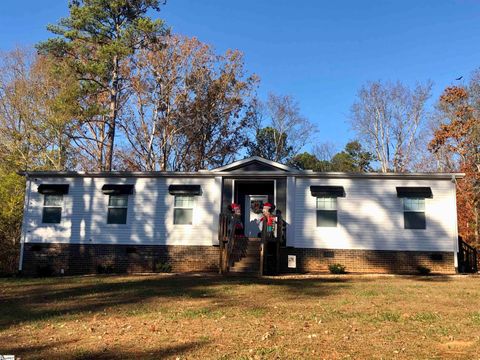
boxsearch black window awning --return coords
[310,186,345,197]
[37,184,69,195]
[101,184,134,195]
[168,185,202,196]
[396,187,432,198]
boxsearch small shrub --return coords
[328,263,346,274]
[155,262,172,273]
[417,265,431,275]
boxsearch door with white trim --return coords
[244,195,268,237]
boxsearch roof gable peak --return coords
[212,156,296,172]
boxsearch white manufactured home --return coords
[19,156,464,275]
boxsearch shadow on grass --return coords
[412,275,455,282]
[0,274,352,331]
[0,339,77,357]
[1,337,208,360]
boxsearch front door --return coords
[244,195,269,237]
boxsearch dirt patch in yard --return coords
[0,273,479,359]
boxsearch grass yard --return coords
[0,274,479,359]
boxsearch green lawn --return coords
[0,274,479,359]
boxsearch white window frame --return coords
[403,197,426,229]
[173,195,194,225]
[316,196,338,227]
[403,197,425,212]
[316,196,337,211]
[42,194,63,224]
[107,194,129,225]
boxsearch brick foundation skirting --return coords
[22,243,219,276]
[280,248,455,274]
[22,243,455,276]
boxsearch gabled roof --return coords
[211,156,298,172]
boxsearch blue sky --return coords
[1,0,480,152]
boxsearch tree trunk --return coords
[146,106,159,171]
[105,55,119,171]
[474,205,479,246]
[98,116,105,171]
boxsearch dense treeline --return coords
[0,0,478,274]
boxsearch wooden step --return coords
[230,268,259,274]
[231,249,258,256]
[240,251,260,258]
[231,263,260,270]
[231,268,259,273]
[233,259,260,266]
[235,258,259,265]
[231,258,260,271]
[228,238,262,273]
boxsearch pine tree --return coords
[37,0,167,170]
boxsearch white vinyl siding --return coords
[22,174,458,253]
[23,177,221,246]
[292,177,457,252]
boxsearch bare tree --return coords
[0,49,75,171]
[350,80,432,172]
[249,93,315,163]
[119,35,259,171]
[313,142,337,162]
[267,93,315,161]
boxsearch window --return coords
[174,195,194,225]
[42,194,63,223]
[403,197,426,229]
[107,194,128,224]
[316,196,337,227]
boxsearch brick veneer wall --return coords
[22,243,456,276]
[280,248,456,274]
[22,243,219,276]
